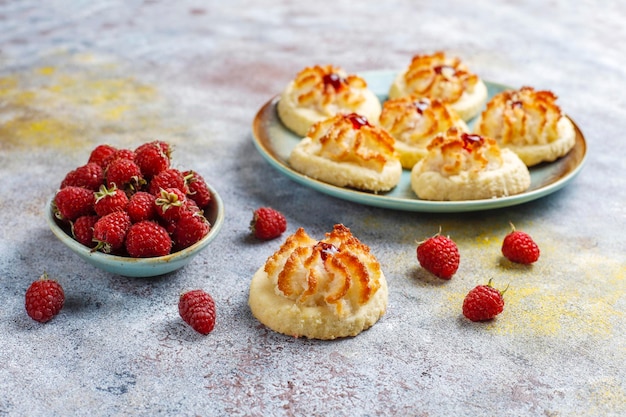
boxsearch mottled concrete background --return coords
[0,1,624,416]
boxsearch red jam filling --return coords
[461,133,484,151]
[345,113,371,130]
[315,242,339,260]
[433,65,455,76]
[413,99,430,115]
[322,72,346,91]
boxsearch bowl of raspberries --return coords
[47,140,224,277]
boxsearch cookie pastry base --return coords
[248,266,388,340]
[410,149,531,201]
[288,137,402,192]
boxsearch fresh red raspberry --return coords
[125,221,172,258]
[502,224,540,264]
[93,211,131,254]
[71,215,99,247]
[184,170,212,209]
[173,211,211,250]
[149,168,188,195]
[134,140,171,179]
[127,191,156,223]
[250,207,287,240]
[54,186,95,221]
[60,162,104,190]
[102,148,136,170]
[178,289,216,335]
[106,158,144,191]
[88,144,117,168]
[462,280,506,322]
[25,273,65,323]
[154,187,188,223]
[416,233,460,279]
[94,184,129,217]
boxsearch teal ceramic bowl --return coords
[46,184,225,277]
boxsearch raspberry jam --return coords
[345,113,370,129]
[511,100,523,109]
[461,133,484,151]
[413,99,430,115]
[323,72,346,91]
[316,242,339,260]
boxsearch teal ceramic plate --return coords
[251,70,587,212]
[47,183,225,277]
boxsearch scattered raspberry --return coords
[462,280,506,322]
[250,207,287,240]
[127,191,156,223]
[60,162,104,190]
[25,273,65,323]
[93,211,131,254]
[88,144,117,168]
[173,211,211,249]
[149,168,188,195]
[54,186,95,221]
[125,221,172,258]
[106,158,144,191]
[71,215,99,247]
[134,140,171,179]
[184,170,212,209]
[502,224,540,264]
[94,184,129,217]
[416,233,460,279]
[178,289,216,335]
[154,187,189,222]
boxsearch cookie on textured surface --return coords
[249,224,388,340]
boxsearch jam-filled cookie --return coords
[379,95,468,169]
[410,127,530,201]
[473,86,576,166]
[277,65,382,137]
[248,224,388,340]
[389,51,487,121]
[288,113,402,192]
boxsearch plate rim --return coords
[251,72,587,213]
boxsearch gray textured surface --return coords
[1,1,625,416]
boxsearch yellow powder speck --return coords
[36,66,56,76]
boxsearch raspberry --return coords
[416,233,460,279]
[106,158,144,191]
[93,211,131,254]
[71,215,99,247]
[154,187,189,222]
[250,207,287,240]
[54,186,95,221]
[125,221,172,258]
[25,273,65,323]
[127,191,156,223]
[178,289,216,335]
[94,184,129,217]
[88,144,117,168]
[60,162,104,190]
[462,280,506,322]
[173,211,211,249]
[184,170,212,209]
[102,148,136,170]
[502,224,540,264]
[134,140,171,179]
[149,168,187,195]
